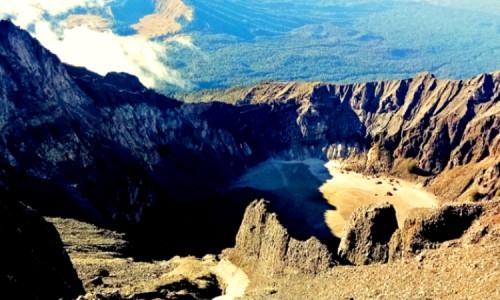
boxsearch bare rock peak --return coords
[338,202,398,265]
[225,199,336,275]
[415,71,436,80]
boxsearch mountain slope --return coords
[0,19,259,257]
[0,20,498,260]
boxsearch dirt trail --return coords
[320,161,438,236]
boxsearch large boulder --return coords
[224,199,336,275]
[0,197,85,299]
[338,202,398,265]
[396,203,483,255]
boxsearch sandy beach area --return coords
[320,161,438,237]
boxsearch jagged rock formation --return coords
[338,202,398,265]
[391,203,483,258]
[338,202,484,264]
[0,19,498,260]
[186,74,500,202]
[0,196,84,299]
[224,200,336,275]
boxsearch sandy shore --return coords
[320,161,438,237]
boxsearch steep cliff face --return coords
[218,72,500,201]
[0,20,259,257]
[223,200,336,275]
[338,202,398,265]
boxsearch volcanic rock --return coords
[338,202,398,265]
[396,203,483,255]
[224,200,336,275]
[85,276,104,288]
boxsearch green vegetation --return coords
[175,85,249,104]
[166,1,500,92]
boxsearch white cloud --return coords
[0,0,110,27]
[0,0,189,89]
[35,23,188,88]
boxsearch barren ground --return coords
[47,198,500,300]
[321,161,438,236]
[47,217,248,299]
[45,159,500,300]
[131,0,193,38]
[244,235,500,299]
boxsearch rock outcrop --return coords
[337,202,398,265]
[395,203,483,255]
[0,196,84,299]
[224,200,336,275]
[339,202,484,264]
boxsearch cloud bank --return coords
[0,0,189,89]
[0,0,110,27]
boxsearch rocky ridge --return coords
[393,203,484,256]
[41,198,500,299]
[228,200,500,299]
